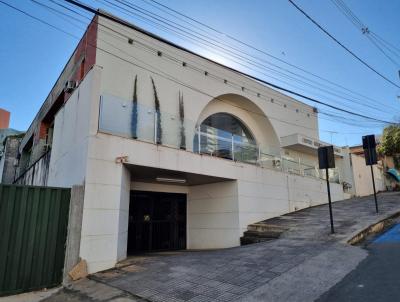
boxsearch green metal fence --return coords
[0,184,71,296]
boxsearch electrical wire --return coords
[0,0,392,141]
[288,0,400,88]
[331,0,400,68]
[141,0,400,112]
[99,0,398,115]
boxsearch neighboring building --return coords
[0,109,23,183]
[350,143,398,196]
[15,12,353,273]
[0,134,24,183]
[0,108,11,129]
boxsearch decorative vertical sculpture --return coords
[179,91,186,150]
[151,77,162,144]
[131,75,138,139]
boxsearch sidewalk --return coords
[45,192,400,302]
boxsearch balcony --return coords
[98,94,340,183]
[281,133,343,157]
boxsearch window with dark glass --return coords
[194,113,257,162]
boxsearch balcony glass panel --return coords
[98,94,340,183]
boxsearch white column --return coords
[79,158,131,273]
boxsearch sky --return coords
[1,0,399,146]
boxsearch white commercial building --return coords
[16,12,352,273]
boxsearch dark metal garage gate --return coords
[128,191,186,254]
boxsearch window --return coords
[195,113,257,162]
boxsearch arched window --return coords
[194,113,257,162]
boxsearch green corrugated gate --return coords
[0,184,71,296]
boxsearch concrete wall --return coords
[47,68,101,187]
[14,151,50,186]
[132,181,189,194]
[237,172,345,234]
[188,181,240,249]
[84,129,346,268]
[0,137,20,183]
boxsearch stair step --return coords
[240,236,275,245]
[247,223,288,233]
[243,230,282,239]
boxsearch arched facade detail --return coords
[194,93,281,159]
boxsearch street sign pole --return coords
[364,135,379,214]
[325,168,334,234]
[319,145,335,234]
[370,165,379,213]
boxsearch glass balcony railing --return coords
[98,94,340,183]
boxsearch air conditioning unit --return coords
[273,158,281,168]
[64,80,77,93]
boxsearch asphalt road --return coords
[317,223,400,302]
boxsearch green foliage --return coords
[377,125,400,156]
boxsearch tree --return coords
[377,124,400,156]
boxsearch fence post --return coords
[63,185,85,285]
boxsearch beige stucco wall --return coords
[48,67,101,187]
[45,65,348,274]
[88,131,345,258]
[95,16,319,144]
[351,154,385,197]
[43,18,352,274]
[188,181,240,249]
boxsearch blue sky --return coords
[1,0,399,146]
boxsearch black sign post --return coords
[362,135,379,213]
[318,146,335,234]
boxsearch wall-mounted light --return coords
[156,177,186,184]
[115,155,128,164]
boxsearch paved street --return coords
[317,223,400,302]
[44,192,400,302]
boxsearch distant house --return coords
[349,143,398,196]
[14,12,354,273]
[0,109,23,183]
[0,134,24,184]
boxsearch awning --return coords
[387,168,400,182]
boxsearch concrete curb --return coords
[343,209,400,245]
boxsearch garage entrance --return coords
[127,191,186,254]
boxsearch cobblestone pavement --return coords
[47,192,400,302]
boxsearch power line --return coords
[82,0,399,118]
[62,0,396,124]
[68,0,400,124]
[0,0,323,135]
[100,0,397,115]
[0,0,393,136]
[288,0,400,88]
[140,0,399,112]
[330,0,400,68]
